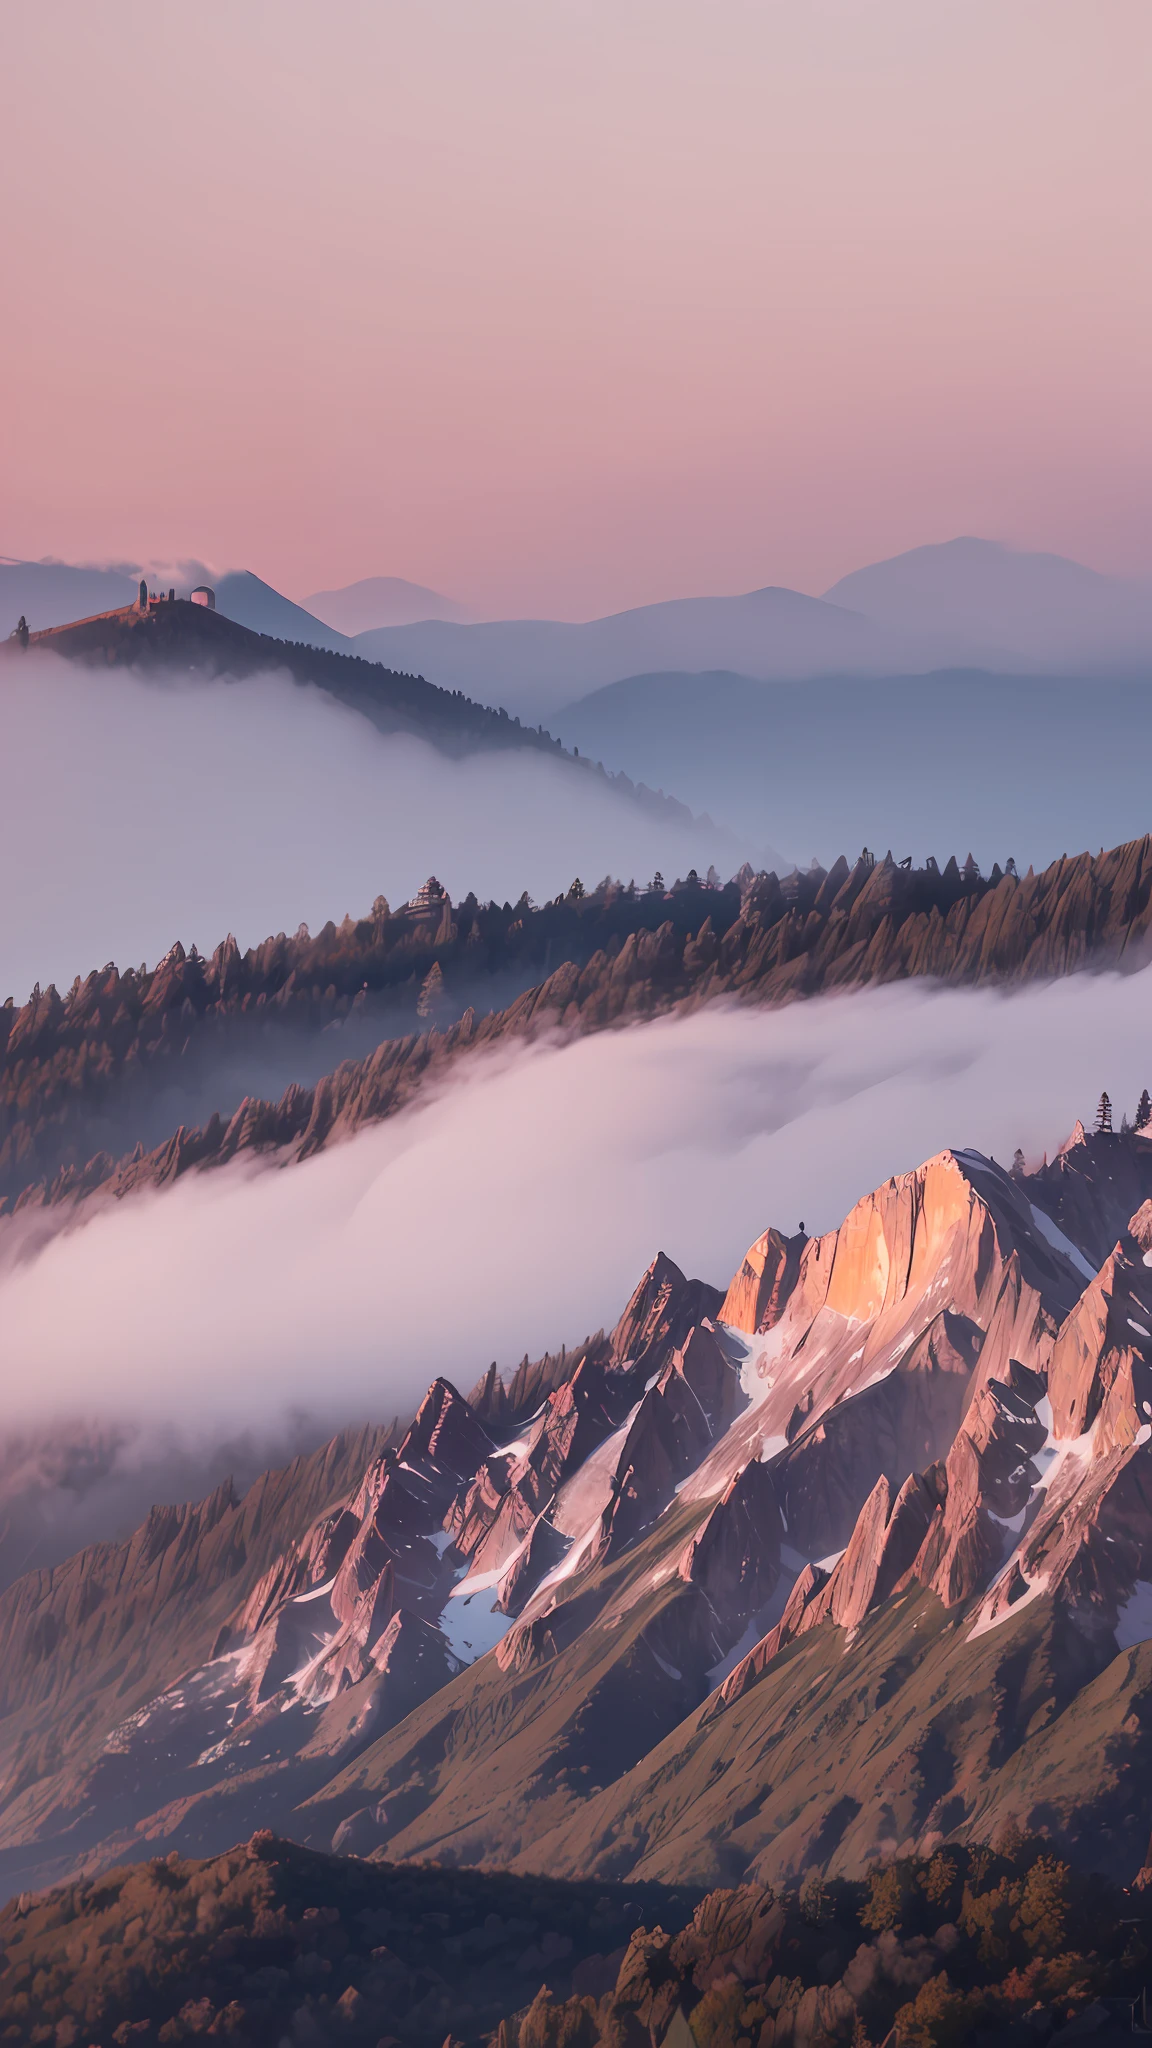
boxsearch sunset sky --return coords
[3,1,1149,618]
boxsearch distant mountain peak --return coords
[823,536,1152,665]
[305,574,472,635]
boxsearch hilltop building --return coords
[408,876,447,913]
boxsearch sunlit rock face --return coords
[6,1129,1152,1898]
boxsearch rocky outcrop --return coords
[444,1258,721,1610]
[676,1458,782,1622]
[767,1309,981,1556]
[910,1370,1047,1606]
[289,1134,1152,1888]
[719,1227,804,1334]
[1046,1237,1152,1448]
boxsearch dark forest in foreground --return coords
[1,1833,1148,2048]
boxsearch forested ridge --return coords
[0,1833,1147,2047]
[5,597,697,818]
[6,834,1152,1218]
[0,875,740,1207]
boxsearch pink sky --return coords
[3,1,1149,620]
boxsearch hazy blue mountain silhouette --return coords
[11,541,1152,734]
[305,575,472,634]
[351,586,897,720]
[0,561,138,637]
[825,536,1152,667]
[212,571,352,652]
[555,666,1152,872]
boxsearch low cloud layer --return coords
[4,967,1151,1434]
[0,659,735,1002]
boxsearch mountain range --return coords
[551,666,1152,870]
[8,537,1152,2046]
[8,541,1152,729]
[5,838,1152,1896]
[348,586,894,721]
[349,540,1152,722]
[5,1117,1152,1932]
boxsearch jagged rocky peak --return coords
[608,1248,723,1369]
[13,1130,1152,1898]
[683,1147,1089,1524]
[1047,1232,1152,1448]
[720,1160,1152,1693]
[718,1224,805,1334]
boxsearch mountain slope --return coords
[11,832,1152,1225]
[825,538,1152,669]
[0,1834,699,2048]
[553,667,1152,868]
[304,575,472,633]
[7,1129,1152,1904]
[4,596,553,759]
[0,562,352,654]
[211,571,352,652]
[0,1259,720,1895]
[350,587,899,721]
[0,872,745,1210]
[292,1146,1095,1875]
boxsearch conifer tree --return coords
[1137,1088,1151,1131]
[1096,1090,1113,1133]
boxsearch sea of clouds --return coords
[4,967,1151,1436]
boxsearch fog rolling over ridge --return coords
[0,660,742,1002]
[5,967,1152,1440]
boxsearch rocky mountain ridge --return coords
[6,1126,1152,1906]
[8,833,1152,1226]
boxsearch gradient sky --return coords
[3,1,1149,618]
